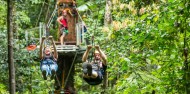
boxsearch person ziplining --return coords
[39,36,58,80]
[82,45,107,85]
[80,0,106,85]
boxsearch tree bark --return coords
[56,54,77,94]
[104,0,112,26]
[7,0,16,94]
[103,0,112,90]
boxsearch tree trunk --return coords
[104,0,112,26]
[7,0,15,94]
[103,0,112,90]
[183,29,190,93]
[64,55,76,94]
[56,54,77,94]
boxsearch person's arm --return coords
[95,45,107,65]
[49,36,58,60]
[57,16,63,25]
[40,36,46,60]
[82,45,92,62]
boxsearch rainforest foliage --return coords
[1,0,190,94]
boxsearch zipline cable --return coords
[75,9,87,26]
[92,0,101,45]
[90,1,101,62]
[72,2,88,33]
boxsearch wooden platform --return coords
[55,45,78,52]
[54,41,76,45]
[53,40,85,50]
[51,44,86,63]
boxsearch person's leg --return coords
[92,71,103,85]
[82,62,88,74]
[41,64,48,80]
[82,62,93,76]
[82,63,98,78]
[82,62,88,78]
[62,32,66,45]
[60,28,65,45]
[90,70,98,78]
[60,35,64,45]
[50,63,58,80]
[83,74,90,78]
[60,33,66,45]
[87,63,92,76]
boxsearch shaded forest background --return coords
[1,0,190,94]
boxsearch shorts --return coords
[40,59,58,76]
[60,27,68,35]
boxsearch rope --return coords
[76,9,86,25]
[63,51,78,89]
[47,4,58,28]
[72,2,88,28]
[90,36,95,62]
[55,72,62,89]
